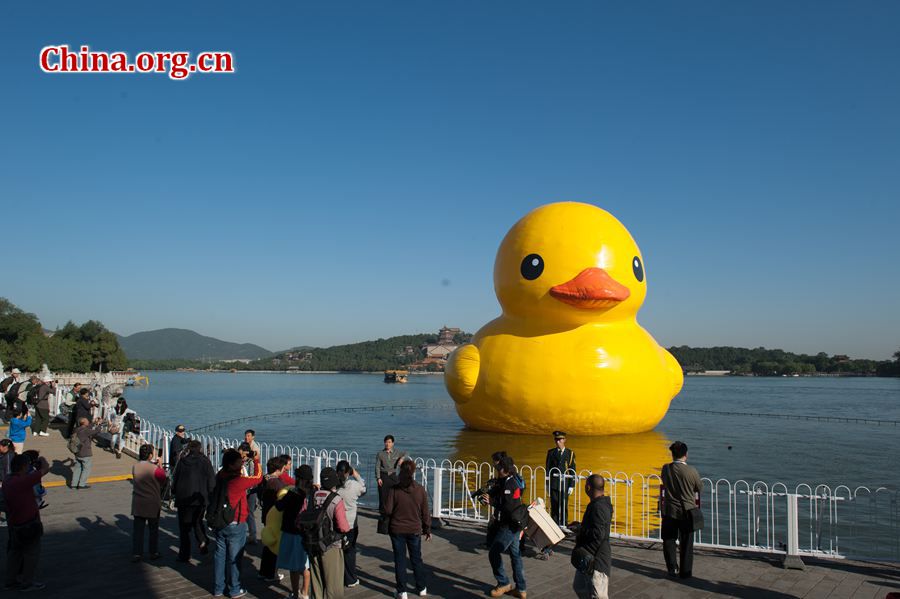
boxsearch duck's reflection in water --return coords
[446,429,672,535]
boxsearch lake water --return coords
[125,372,900,491]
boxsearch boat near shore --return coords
[383,369,409,383]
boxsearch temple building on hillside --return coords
[416,326,462,370]
[438,326,461,345]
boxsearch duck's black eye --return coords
[520,254,544,280]
[632,256,644,282]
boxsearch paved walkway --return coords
[3,420,134,488]
[2,427,899,598]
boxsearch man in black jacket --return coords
[572,474,611,599]
[169,425,189,471]
[485,456,527,599]
[172,440,215,562]
[545,431,576,528]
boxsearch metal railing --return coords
[123,413,899,562]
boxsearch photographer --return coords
[71,417,101,489]
[485,455,527,599]
[2,451,50,591]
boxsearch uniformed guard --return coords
[545,431,576,528]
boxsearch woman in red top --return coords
[212,448,262,599]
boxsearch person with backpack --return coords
[303,467,351,599]
[485,455,528,599]
[277,465,314,599]
[173,440,215,562]
[336,460,366,588]
[209,447,262,599]
[131,444,167,562]
[383,460,431,598]
[70,417,100,489]
[29,376,54,438]
[8,406,32,454]
[1,368,21,421]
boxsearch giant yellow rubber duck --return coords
[445,202,683,435]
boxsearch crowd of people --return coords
[0,368,704,598]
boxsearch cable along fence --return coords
[118,411,899,563]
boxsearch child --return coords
[8,405,31,454]
[22,449,48,509]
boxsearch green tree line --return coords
[669,345,900,377]
[0,298,128,372]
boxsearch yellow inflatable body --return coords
[445,202,683,435]
[261,487,292,554]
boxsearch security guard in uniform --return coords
[545,431,576,528]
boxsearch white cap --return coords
[11,368,21,374]
[41,375,53,383]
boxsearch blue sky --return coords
[2,1,898,359]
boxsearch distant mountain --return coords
[117,328,273,361]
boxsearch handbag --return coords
[570,546,596,574]
[689,507,704,531]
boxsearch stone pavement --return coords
[2,420,134,488]
[2,427,899,598]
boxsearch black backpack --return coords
[4,382,20,403]
[206,478,236,531]
[297,491,341,556]
[26,384,41,406]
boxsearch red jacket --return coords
[220,458,262,523]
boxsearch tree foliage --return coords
[0,298,128,372]
[669,345,896,377]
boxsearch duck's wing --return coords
[444,343,480,404]
[662,347,685,398]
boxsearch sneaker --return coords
[346,580,360,588]
[395,593,408,599]
[19,582,47,592]
[263,573,285,582]
[418,589,428,596]
[38,432,49,437]
[490,583,514,598]
[230,590,247,598]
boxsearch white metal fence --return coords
[117,413,899,563]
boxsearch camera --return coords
[470,477,500,499]
[238,442,255,459]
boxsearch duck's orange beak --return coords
[549,267,630,309]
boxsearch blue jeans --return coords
[213,522,247,596]
[72,457,92,488]
[390,533,427,593]
[246,493,258,541]
[489,526,526,591]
